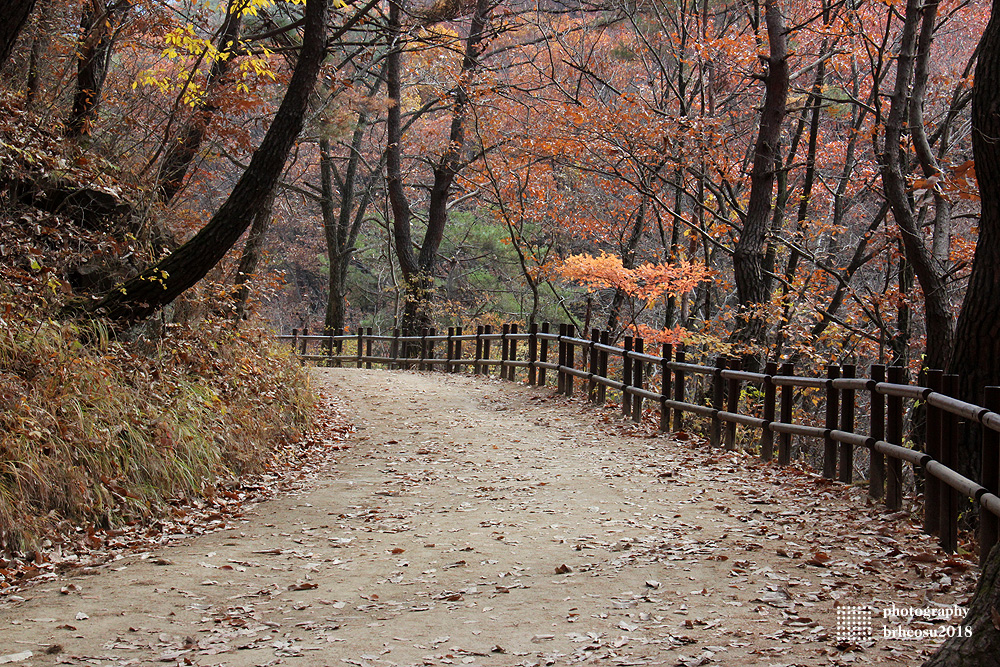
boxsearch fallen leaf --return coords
[288,582,318,591]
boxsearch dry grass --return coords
[0,313,313,552]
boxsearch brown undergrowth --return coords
[0,312,315,554]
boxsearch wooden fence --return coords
[278,323,1000,566]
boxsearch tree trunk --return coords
[25,0,49,106]
[232,188,277,319]
[607,197,646,333]
[320,61,383,336]
[926,5,1000,663]
[67,1,131,139]
[386,0,493,335]
[923,546,1000,666]
[88,0,330,325]
[0,0,36,67]
[881,0,954,370]
[730,0,787,365]
[946,0,1000,479]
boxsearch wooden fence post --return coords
[710,356,725,448]
[355,328,362,368]
[528,323,538,385]
[925,369,944,536]
[588,328,599,402]
[446,327,454,373]
[390,328,399,370]
[886,364,905,511]
[622,336,633,417]
[475,326,484,375]
[292,328,301,365]
[417,328,426,371]
[509,323,519,382]
[724,357,741,450]
[500,324,510,380]
[673,345,685,432]
[565,324,576,397]
[483,325,493,377]
[557,323,567,394]
[761,361,777,461]
[940,374,960,553]
[539,322,550,386]
[300,326,309,360]
[660,344,673,433]
[598,330,610,404]
[365,328,373,369]
[870,364,886,500]
[323,327,340,368]
[402,328,411,370]
[823,364,841,479]
[327,327,345,368]
[454,326,463,373]
[778,362,794,465]
[631,337,644,422]
[428,328,437,371]
[982,386,1000,565]
[839,364,856,483]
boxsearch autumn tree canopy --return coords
[0,0,990,378]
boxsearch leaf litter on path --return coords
[0,370,976,666]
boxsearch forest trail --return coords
[0,369,976,667]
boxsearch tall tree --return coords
[880,0,955,370]
[926,2,1000,663]
[386,0,495,334]
[730,0,788,363]
[89,0,332,324]
[67,0,132,138]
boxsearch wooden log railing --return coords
[281,324,1000,566]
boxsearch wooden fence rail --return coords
[278,324,1000,566]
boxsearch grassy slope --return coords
[0,315,314,552]
[0,95,316,555]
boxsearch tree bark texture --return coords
[320,60,384,335]
[233,187,277,319]
[0,0,36,67]
[731,0,787,360]
[926,4,1000,662]
[606,197,646,333]
[946,0,1000,481]
[951,0,1000,407]
[923,544,1000,666]
[90,0,330,325]
[881,0,954,370]
[25,0,49,106]
[67,1,131,138]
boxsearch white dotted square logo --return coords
[836,605,873,642]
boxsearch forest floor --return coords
[0,368,981,667]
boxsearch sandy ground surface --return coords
[0,368,979,667]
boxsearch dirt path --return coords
[0,369,976,666]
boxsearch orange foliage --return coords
[559,252,711,304]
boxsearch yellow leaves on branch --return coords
[133,0,317,105]
[559,252,712,304]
